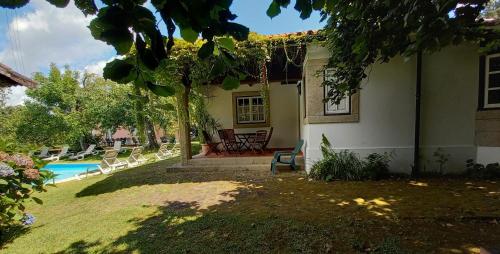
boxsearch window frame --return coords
[232,91,270,129]
[323,68,352,116]
[484,53,500,109]
[235,95,266,124]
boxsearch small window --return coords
[324,68,351,115]
[236,96,265,124]
[485,54,500,108]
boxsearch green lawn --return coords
[1,154,499,253]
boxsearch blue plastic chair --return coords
[270,139,304,174]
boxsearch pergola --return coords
[175,34,310,165]
[0,63,37,88]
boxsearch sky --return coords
[0,0,324,105]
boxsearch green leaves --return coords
[294,0,313,19]
[103,59,136,84]
[101,29,134,55]
[135,34,160,70]
[267,1,282,18]
[47,0,70,7]
[180,27,199,43]
[146,82,175,97]
[222,76,240,90]
[74,0,98,15]
[225,23,250,41]
[88,6,135,55]
[312,0,325,10]
[216,37,235,51]
[198,41,215,59]
[0,0,29,8]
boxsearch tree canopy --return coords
[1,0,498,101]
[321,0,500,102]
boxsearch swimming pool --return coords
[43,163,99,182]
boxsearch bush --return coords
[364,152,392,180]
[309,134,393,181]
[465,159,500,179]
[0,152,56,228]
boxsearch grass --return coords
[1,154,499,253]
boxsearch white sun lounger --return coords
[69,144,98,160]
[113,141,127,153]
[127,146,147,167]
[98,150,127,174]
[43,146,70,162]
[155,143,178,160]
[35,146,50,158]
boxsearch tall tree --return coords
[0,88,8,108]
[484,0,500,18]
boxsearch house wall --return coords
[301,44,481,173]
[205,82,299,148]
[476,109,500,164]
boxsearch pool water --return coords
[43,163,99,181]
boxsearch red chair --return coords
[249,130,268,153]
[218,129,242,153]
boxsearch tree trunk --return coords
[176,86,192,165]
[145,118,159,149]
[133,85,147,146]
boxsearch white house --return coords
[201,34,500,174]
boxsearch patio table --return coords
[234,133,256,150]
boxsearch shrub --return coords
[364,152,392,180]
[309,134,393,181]
[309,150,366,181]
[465,159,500,179]
[0,152,55,228]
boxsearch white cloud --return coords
[0,0,114,105]
[5,86,28,106]
[83,56,120,76]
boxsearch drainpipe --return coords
[413,51,422,177]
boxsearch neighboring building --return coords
[0,63,37,88]
[204,36,500,173]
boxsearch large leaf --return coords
[294,0,313,19]
[225,22,250,41]
[103,59,136,84]
[210,59,225,77]
[222,76,240,90]
[135,34,159,70]
[132,6,157,34]
[312,0,325,10]
[46,0,69,8]
[266,1,281,18]
[89,17,133,54]
[146,82,175,97]
[198,41,215,59]
[0,0,29,8]
[217,37,235,51]
[180,27,199,43]
[100,28,134,54]
[74,0,97,15]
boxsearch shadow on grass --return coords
[0,224,31,248]
[107,202,338,253]
[54,240,102,254]
[71,167,500,253]
[75,157,183,197]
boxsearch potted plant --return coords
[193,101,221,156]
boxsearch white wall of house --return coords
[302,44,482,173]
[205,82,300,148]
